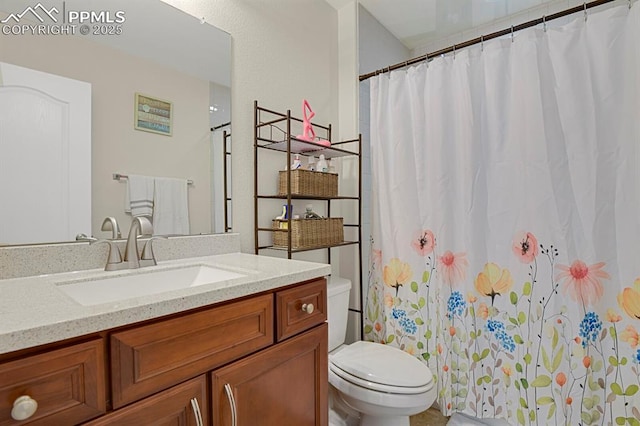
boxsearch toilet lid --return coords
[330,341,433,389]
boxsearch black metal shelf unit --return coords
[253,100,362,271]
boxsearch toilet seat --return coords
[329,341,433,395]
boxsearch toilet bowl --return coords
[327,277,436,426]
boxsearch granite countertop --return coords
[0,252,331,355]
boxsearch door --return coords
[0,62,91,245]
[211,324,328,426]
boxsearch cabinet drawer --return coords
[0,339,106,426]
[111,294,273,408]
[276,278,327,341]
[85,375,207,425]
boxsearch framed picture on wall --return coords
[134,93,173,136]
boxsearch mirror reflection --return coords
[0,0,231,246]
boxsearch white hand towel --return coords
[125,174,155,217]
[152,177,190,236]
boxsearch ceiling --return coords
[328,0,563,50]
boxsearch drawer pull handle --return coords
[224,383,238,426]
[301,303,315,314]
[11,395,38,421]
[190,397,204,426]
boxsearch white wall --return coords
[358,4,411,75]
[162,0,340,254]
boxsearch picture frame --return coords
[134,93,173,136]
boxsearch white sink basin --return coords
[56,265,247,306]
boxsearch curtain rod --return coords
[359,0,623,82]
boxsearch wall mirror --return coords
[0,0,231,246]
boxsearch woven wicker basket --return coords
[272,218,343,249]
[278,169,338,197]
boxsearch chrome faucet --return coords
[101,217,121,239]
[123,216,154,269]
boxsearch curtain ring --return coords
[453,44,456,59]
[511,25,514,42]
[584,2,588,22]
[542,15,547,32]
[480,35,484,51]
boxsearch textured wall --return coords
[162,0,340,253]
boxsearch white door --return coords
[0,62,91,245]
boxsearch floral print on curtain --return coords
[365,231,640,426]
[365,3,640,425]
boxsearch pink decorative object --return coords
[297,99,331,146]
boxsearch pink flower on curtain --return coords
[477,303,489,319]
[618,278,640,320]
[556,260,609,306]
[371,249,383,269]
[474,262,513,305]
[512,231,539,263]
[620,325,639,348]
[437,250,469,286]
[383,258,413,296]
[411,230,435,256]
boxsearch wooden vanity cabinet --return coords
[0,277,327,426]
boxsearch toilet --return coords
[327,277,436,426]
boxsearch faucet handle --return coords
[101,217,121,239]
[91,239,125,271]
[140,236,167,267]
[136,216,154,237]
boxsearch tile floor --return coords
[410,407,449,426]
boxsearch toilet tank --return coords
[327,276,352,352]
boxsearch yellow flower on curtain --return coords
[606,308,622,323]
[620,325,639,348]
[618,278,640,320]
[383,258,412,296]
[474,262,513,305]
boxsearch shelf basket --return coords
[272,218,343,249]
[278,169,338,198]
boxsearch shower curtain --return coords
[365,4,640,425]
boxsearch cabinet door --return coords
[111,294,273,408]
[0,339,105,426]
[211,323,328,426]
[85,376,207,426]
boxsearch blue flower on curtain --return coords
[391,307,417,335]
[494,330,516,352]
[447,291,466,318]
[484,319,515,352]
[486,319,505,333]
[578,311,603,348]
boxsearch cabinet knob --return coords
[301,303,315,314]
[11,395,38,421]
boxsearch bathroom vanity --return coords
[0,248,330,425]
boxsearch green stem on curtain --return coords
[534,250,557,426]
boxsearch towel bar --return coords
[113,173,193,186]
